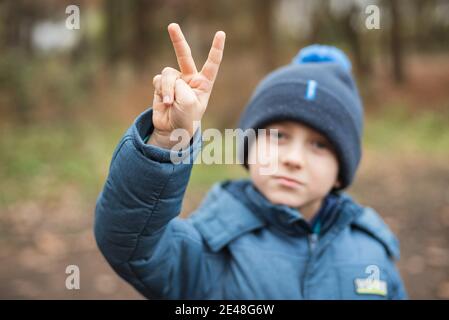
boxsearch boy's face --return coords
[248,121,341,219]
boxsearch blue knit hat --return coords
[237,44,364,190]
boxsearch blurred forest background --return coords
[0,0,448,299]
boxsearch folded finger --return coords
[153,74,162,95]
[161,67,181,105]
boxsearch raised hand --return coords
[149,23,226,149]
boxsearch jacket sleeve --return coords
[94,108,224,299]
[389,261,408,300]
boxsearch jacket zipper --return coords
[301,197,350,299]
[301,232,319,299]
[308,233,319,253]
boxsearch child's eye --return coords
[311,140,329,149]
[269,130,286,140]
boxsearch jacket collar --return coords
[351,207,401,260]
[244,181,307,228]
[190,180,355,251]
[190,182,266,252]
[190,180,399,260]
[230,179,349,236]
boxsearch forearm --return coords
[94,108,202,265]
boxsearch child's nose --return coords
[280,144,305,169]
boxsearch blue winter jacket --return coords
[94,108,408,300]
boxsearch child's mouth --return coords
[273,176,304,188]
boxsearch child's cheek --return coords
[310,157,339,185]
[248,138,271,163]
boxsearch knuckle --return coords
[162,66,178,75]
[153,74,161,85]
[162,66,172,74]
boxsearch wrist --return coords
[147,129,192,150]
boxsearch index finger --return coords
[167,23,198,76]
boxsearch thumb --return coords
[174,78,198,108]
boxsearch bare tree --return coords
[389,0,405,83]
[253,0,276,71]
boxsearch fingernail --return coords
[163,96,171,104]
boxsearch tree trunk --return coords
[390,0,405,83]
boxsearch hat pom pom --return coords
[292,44,352,72]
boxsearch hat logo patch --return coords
[305,80,317,100]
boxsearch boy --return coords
[94,23,407,299]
